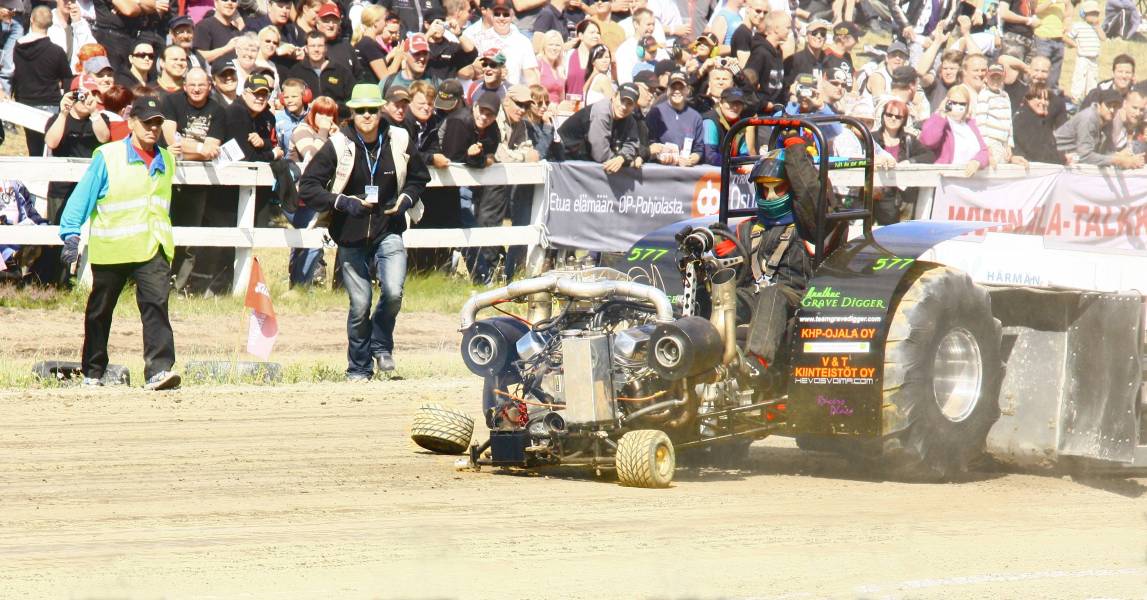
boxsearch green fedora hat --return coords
[346,84,386,109]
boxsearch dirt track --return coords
[2,311,1146,598]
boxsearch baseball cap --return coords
[633,69,659,89]
[891,65,918,85]
[695,32,718,48]
[833,21,860,38]
[169,15,194,30]
[887,41,909,57]
[316,2,341,19]
[507,84,532,103]
[245,73,272,92]
[211,57,238,75]
[70,73,99,92]
[83,56,113,74]
[406,33,430,54]
[435,79,464,110]
[130,96,165,121]
[617,82,640,104]
[720,87,746,103]
[476,92,502,113]
[807,19,832,33]
[480,48,507,65]
[987,63,1006,76]
[386,85,411,103]
[668,71,689,87]
[489,0,513,11]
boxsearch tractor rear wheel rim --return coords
[932,327,982,423]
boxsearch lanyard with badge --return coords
[357,133,382,204]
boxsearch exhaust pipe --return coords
[460,274,676,329]
[710,268,738,365]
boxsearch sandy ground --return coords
[2,310,1147,599]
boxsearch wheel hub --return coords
[932,327,983,423]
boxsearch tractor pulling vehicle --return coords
[410,116,1147,487]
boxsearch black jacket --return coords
[746,37,785,111]
[299,123,430,246]
[1013,105,1066,164]
[439,110,499,168]
[13,36,71,105]
[286,59,355,106]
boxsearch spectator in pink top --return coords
[534,30,565,104]
[919,86,989,177]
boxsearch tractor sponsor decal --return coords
[802,341,871,354]
[800,286,886,310]
[800,326,877,339]
[816,395,854,416]
[870,257,914,271]
[793,356,877,385]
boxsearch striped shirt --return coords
[975,87,1014,147]
[1069,22,1102,58]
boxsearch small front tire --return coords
[616,430,676,488]
[410,403,475,455]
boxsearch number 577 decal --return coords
[627,247,669,261]
[872,257,914,271]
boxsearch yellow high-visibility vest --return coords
[87,140,175,265]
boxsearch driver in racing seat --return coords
[718,134,847,369]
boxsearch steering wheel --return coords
[708,224,753,285]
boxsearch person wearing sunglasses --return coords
[471,0,540,86]
[117,42,157,89]
[299,84,431,380]
[1054,87,1144,168]
[919,85,989,176]
[782,19,829,92]
[872,99,927,224]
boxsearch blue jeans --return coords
[288,205,323,286]
[339,233,407,377]
[1033,38,1065,91]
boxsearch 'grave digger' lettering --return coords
[800,286,886,310]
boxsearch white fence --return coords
[0,157,546,294]
[0,153,1124,295]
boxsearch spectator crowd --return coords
[2,0,1147,288]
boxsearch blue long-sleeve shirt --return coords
[59,138,169,239]
[646,102,705,157]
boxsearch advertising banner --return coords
[544,161,753,252]
[934,172,1147,254]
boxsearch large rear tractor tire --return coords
[882,266,1004,481]
[410,403,475,455]
[616,430,676,488]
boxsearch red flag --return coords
[244,257,278,359]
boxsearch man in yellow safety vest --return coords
[59,96,182,391]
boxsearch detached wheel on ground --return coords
[882,266,1004,481]
[410,403,475,455]
[616,429,676,488]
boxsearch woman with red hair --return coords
[286,95,339,287]
[96,85,134,141]
[288,95,339,166]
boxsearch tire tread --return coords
[411,403,475,455]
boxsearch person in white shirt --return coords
[615,8,666,84]
[472,0,539,85]
[619,0,667,43]
[48,0,96,72]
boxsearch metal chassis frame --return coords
[717,116,878,268]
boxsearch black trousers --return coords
[470,184,534,283]
[83,251,176,380]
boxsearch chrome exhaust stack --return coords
[709,268,738,365]
[460,271,676,329]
